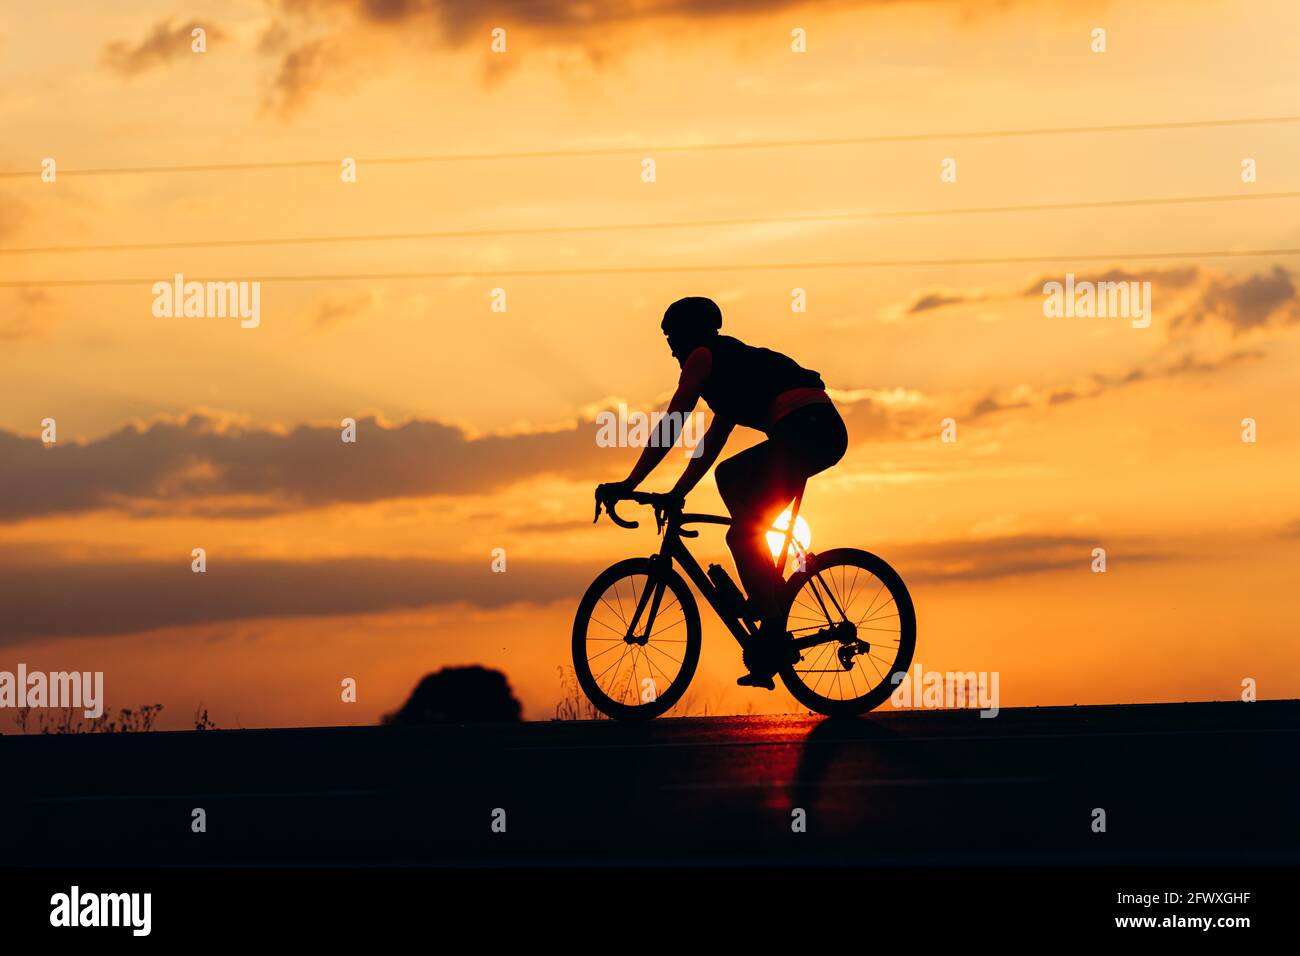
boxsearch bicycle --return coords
[572,489,917,719]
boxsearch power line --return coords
[3,115,1298,179]
[3,190,1298,256]
[5,246,1300,288]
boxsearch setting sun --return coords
[766,507,812,561]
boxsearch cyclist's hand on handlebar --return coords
[653,490,685,516]
[649,491,684,531]
[595,480,635,504]
[594,480,635,523]
[592,484,683,529]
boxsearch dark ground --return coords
[3,699,1297,866]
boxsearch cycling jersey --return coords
[678,335,829,431]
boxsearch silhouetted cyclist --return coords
[597,296,848,688]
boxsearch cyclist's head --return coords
[661,296,722,364]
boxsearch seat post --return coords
[774,489,805,573]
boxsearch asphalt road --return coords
[3,700,1297,865]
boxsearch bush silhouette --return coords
[384,666,523,725]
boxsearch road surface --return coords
[2,700,1297,865]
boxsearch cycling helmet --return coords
[661,296,723,338]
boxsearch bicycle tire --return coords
[776,547,917,717]
[572,557,702,720]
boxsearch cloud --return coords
[885,533,1171,584]
[899,264,1300,341]
[257,0,994,114]
[0,551,588,643]
[962,347,1264,423]
[102,19,227,78]
[0,289,53,343]
[838,391,910,441]
[0,412,616,523]
[0,387,919,523]
[312,292,373,328]
[0,531,1172,643]
[277,0,825,39]
[906,288,988,313]
[263,35,352,118]
[0,315,1263,524]
[897,264,1294,427]
[968,391,1032,418]
[1018,266,1202,298]
[1171,266,1300,335]
[901,267,1205,317]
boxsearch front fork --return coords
[623,554,668,645]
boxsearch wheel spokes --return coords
[788,562,907,702]
[585,574,688,706]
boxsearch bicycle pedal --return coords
[736,673,776,691]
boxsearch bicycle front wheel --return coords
[776,548,916,717]
[572,557,701,720]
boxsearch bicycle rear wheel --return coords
[776,548,916,717]
[572,557,701,721]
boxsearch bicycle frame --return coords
[617,497,854,656]
[659,511,755,646]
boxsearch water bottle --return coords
[706,563,749,619]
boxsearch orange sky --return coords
[2,0,1299,728]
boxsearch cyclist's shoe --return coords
[737,671,776,690]
[737,620,797,690]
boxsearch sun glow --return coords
[766,507,812,561]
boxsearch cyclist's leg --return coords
[775,402,849,478]
[718,404,849,620]
[716,443,800,623]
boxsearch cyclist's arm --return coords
[623,348,709,487]
[670,414,734,498]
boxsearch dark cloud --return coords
[0,390,911,523]
[0,552,587,643]
[962,348,1263,423]
[907,289,986,313]
[885,533,1171,585]
[102,19,227,78]
[0,412,613,523]
[968,393,1031,419]
[900,267,1204,317]
[264,35,350,118]
[258,19,293,55]
[0,531,1172,643]
[312,292,373,328]
[1023,267,1287,405]
[1171,266,1300,335]
[1020,266,1202,298]
[838,393,904,441]
[1022,264,1299,337]
[259,0,962,114]
[279,0,829,38]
